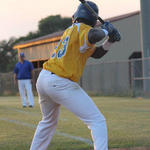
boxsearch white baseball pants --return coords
[30,70,108,150]
[18,79,34,106]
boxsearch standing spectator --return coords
[14,52,34,108]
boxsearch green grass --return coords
[0,96,150,150]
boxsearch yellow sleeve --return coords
[79,24,95,53]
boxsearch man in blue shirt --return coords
[14,52,34,108]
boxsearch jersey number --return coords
[51,36,69,59]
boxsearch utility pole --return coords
[140,0,150,94]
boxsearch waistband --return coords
[41,69,55,75]
[17,78,31,80]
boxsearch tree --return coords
[0,38,17,73]
[15,31,40,44]
[0,15,72,72]
[38,15,72,36]
[15,15,72,44]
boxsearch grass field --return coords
[0,96,150,150]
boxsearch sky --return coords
[0,0,140,41]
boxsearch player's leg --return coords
[44,73,108,150]
[30,97,60,150]
[56,88,107,150]
[25,79,34,107]
[65,88,108,150]
[18,80,27,107]
[30,72,60,150]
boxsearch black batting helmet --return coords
[74,1,99,27]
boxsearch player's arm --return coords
[88,21,115,44]
[30,70,34,84]
[13,73,17,85]
[88,28,108,44]
[87,28,109,59]
[13,65,18,85]
[88,22,113,59]
[89,22,121,59]
[30,63,34,79]
[90,39,112,59]
[29,62,34,84]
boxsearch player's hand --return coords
[31,79,33,84]
[14,79,17,85]
[101,21,114,35]
[108,28,121,43]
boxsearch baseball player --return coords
[30,1,121,150]
[14,52,34,108]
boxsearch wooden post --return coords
[37,61,40,68]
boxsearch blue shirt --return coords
[14,60,34,80]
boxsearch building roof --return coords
[13,11,140,50]
[13,31,64,49]
[96,11,140,26]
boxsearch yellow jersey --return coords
[43,23,95,82]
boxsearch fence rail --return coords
[0,58,150,97]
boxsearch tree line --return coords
[0,15,72,73]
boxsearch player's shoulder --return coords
[16,62,21,66]
[79,23,92,29]
[80,23,91,28]
[24,60,32,65]
[15,62,21,69]
[63,23,92,37]
[24,60,30,63]
[77,23,92,34]
[72,23,92,33]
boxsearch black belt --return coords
[51,72,55,74]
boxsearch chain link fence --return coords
[0,58,150,97]
[130,58,150,97]
[82,60,131,96]
[0,69,41,96]
[0,72,17,95]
